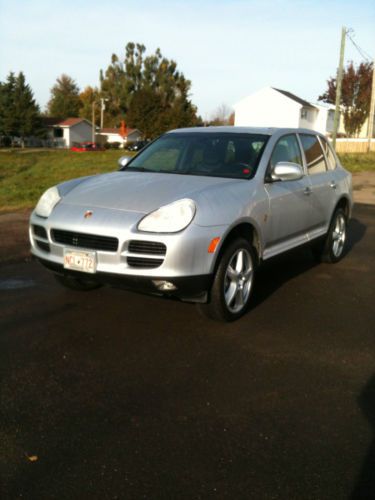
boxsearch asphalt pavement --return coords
[0,204,374,499]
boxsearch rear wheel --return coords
[197,238,256,322]
[312,208,347,263]
[54,274,102,291]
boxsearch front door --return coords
[263,134,312,259]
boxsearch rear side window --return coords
[270,134,302,168]
[319,137,337,170]
[299,134,327,174]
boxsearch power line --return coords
[346,30,373,62]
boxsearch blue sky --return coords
[0,0,374,119]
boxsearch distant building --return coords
[98,127,142,148]
[51,118,94,148]
[234,87,336,135]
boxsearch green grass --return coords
[338,152,375,173]
[0,149,374,212]
[0,149,129,211]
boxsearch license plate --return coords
[63,249,97,273]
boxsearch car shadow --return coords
[350,374,375,499]
[251,217,366,308]
[344,217,367,255]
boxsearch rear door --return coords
[298,134,337,238]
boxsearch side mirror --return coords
[118,155,132,170]
[270,162,303,181]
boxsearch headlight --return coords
[138,198,196,233]
[35,186,61,218]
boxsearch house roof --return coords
[100,127,140,137]
[272,88,317,109]
[42,117,61,127]
[57,118,92,127]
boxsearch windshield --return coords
[125,132,269,179]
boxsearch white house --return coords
[234,87,336,135]
[98,127,142,148]
[52,118,94,147]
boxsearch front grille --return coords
[128,240,167,255]
[127,257,164,269]
[33,225,48,239]
[36,240,50,253]
[51,229,118,252]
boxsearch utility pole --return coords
[91,101,95,143]
[367,59,375,152]
[100,98,107,130]
[332,26,347,150]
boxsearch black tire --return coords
[312,208,347,263]
[54,274,102,291]
[197,238,256,322]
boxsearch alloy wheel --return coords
[332,213,346,258]
[224,248,253,313]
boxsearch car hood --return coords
[60,171,247,214]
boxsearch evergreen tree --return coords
[13,72,43,145]
[0,72,17,137]
[100,42,200,134]
[0,72,42,146]
[47,74,81,118]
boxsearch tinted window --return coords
[127,133,269,180]
[300,134,327,174]
[319,137,337,170]
[270,134,302,168]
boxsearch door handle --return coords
[330,181,337,189]
[304,187,312,195]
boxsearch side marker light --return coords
[208,237,220,253]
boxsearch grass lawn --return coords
[0,149,126,212]
[0,148,374,212]
[338,152,375,172]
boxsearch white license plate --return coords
[63,249,97,273]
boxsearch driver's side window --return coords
[270,134,303,168]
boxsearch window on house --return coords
[54,128,63,138]
[300,108,308,120]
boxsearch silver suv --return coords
[29,127,353,321]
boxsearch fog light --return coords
[152,280,177,291]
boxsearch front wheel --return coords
[197,238,256,322]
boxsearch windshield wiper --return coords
[123,166,153,172]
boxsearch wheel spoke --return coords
[225,281,237,305]
[243,267,253,280]
[235,250,244,272]
[226,265,238,280]
[235,287,244,307]
[332,231,340,241]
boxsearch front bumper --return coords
[29,203,225,301]
[37,257,212,302]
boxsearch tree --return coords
[100,42,201,134]
[319,61,373,137]
[79,86,100,124]
[0,72,17,137]
[126,88,164,138]
[47,74,81,118]
[208,104,233,126]
[0,72,42,146]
